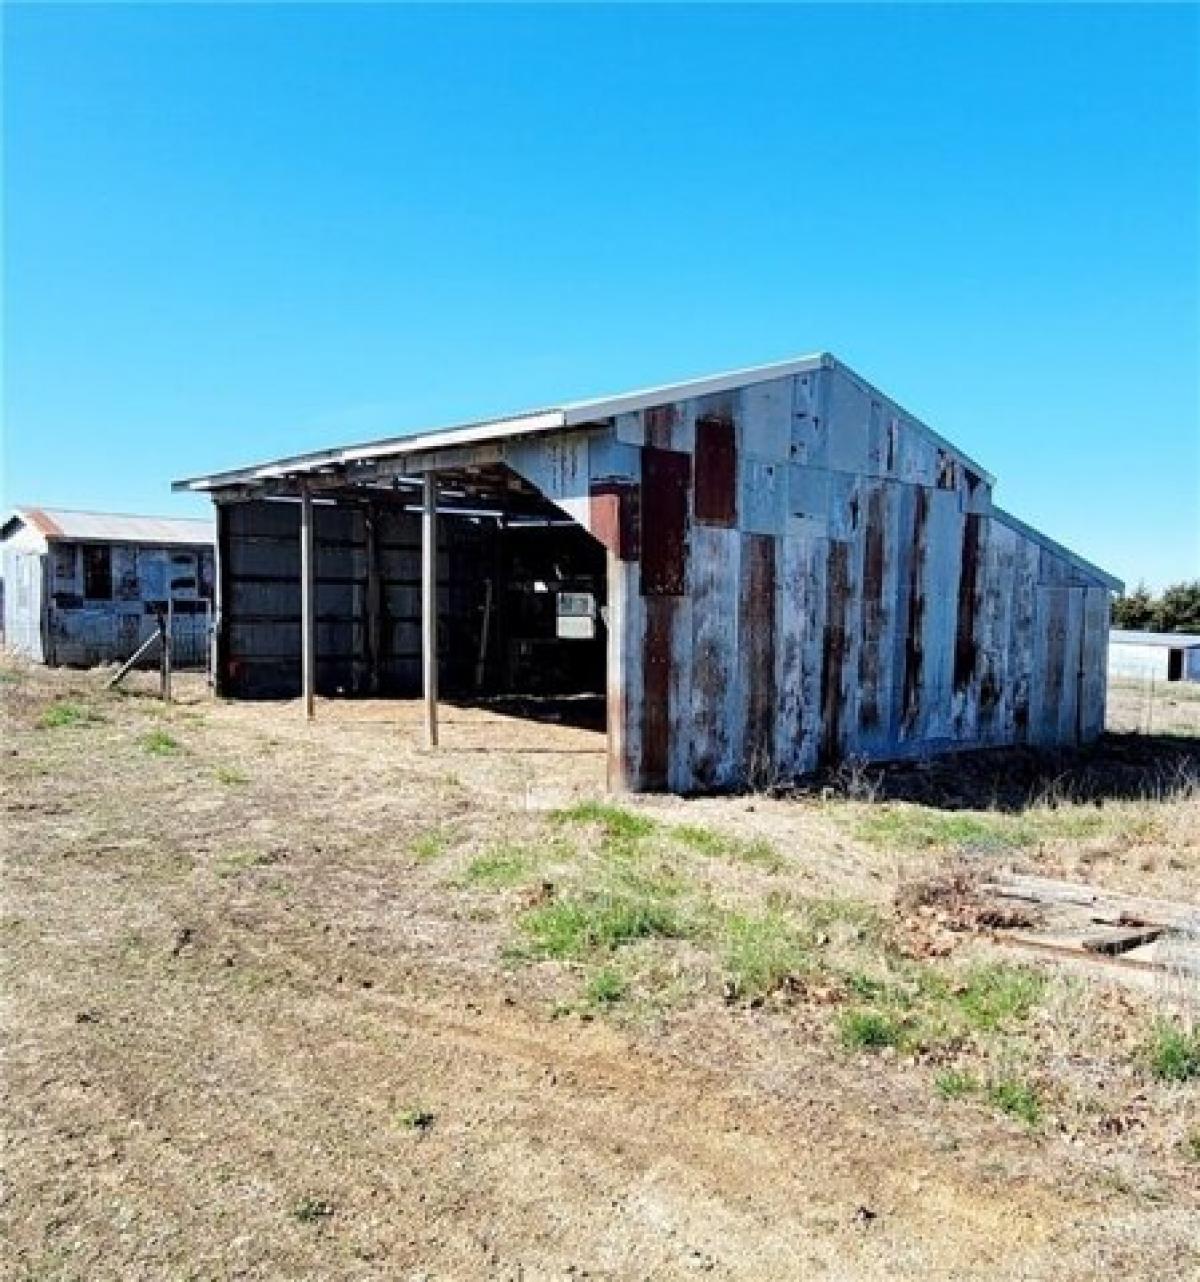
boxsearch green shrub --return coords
[139,728,180,755]
[935,1069,979,1100]
[838,1008,905,1051]
[584,966,627,1006]
[1145,1023,1200,1083]
[988,1078,1042,1126]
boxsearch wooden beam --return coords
[300,486,316,720]
[365,503,382,695]
[422,472,438,748]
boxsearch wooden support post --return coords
[300,486,316,720]
[365,503,382,695]
[422,472,438,748]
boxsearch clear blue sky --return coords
[4,3,1197,589]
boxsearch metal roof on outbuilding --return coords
[1110,630,1200,649]
[172,352,996,494]
[2,507,214,547]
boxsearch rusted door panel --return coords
[640,447,691,597]
[693,416,737,527]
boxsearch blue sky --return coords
[4,3,1197,588]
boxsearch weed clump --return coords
[519,893,684,960]
[38,701,101,729]
[139,729,180,755]
[1145,1023,1200,1083]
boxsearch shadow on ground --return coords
[787,733,1200,812]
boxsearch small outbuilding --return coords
[174,353,1121,791]
[1,507,215,666]
[1108,630,1200,684]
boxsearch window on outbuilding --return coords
[82,545,112,600]
[1168,648,1183,682]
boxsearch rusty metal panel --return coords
[693,415,737,526]
[790,368,830,468]
[666,591,695,794]
[641,596,673,789]
[820,539,852,765]
[740,533,777,778]
[639,447,690,597]
[588,480,640,560]
[953,512,983,694]
[857,483,890,738]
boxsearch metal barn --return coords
[174,354,1120,792]
[1109,630,1200,683]
[1,508,215,666]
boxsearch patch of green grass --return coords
[672,824,784,871]
[409,829,449,863]
[461,843,544,889]
[0,669,24,684]
[139,728,180,755]
[722,909,811,1001]
[291,1197,335,1224]
[396,1106,435,1132]
[988,1077,1042,1127]
[854,803,1104,854]
[1145,1023,1200,1083]
[584,966,628,1007]
[554,801,657,842]
[942,963,1046,1032]
[214,765,249,786]
[1184,1131,1200,1164]
[37,700,101,729]
[935,1069,980,1100]
[519,892,685,960]
[838,1007,906,1051]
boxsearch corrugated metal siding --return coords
[505,363,1113,791]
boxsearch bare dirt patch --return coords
[2,657,1198,1281]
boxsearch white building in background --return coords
[1,507,214,666]
[1108,629,1200,684]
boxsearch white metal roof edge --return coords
[171,354,835,492]
[991,506,1123,593]
[1110,630,1200,648]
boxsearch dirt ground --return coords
[3,658,1198,1281]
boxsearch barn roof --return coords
[1,507,213,547]
[1110,630,1200,649]
[172,352,995,494]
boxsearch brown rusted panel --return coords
[694,415,737,527]
[858,486,886,731]
[24,507,65,538]
[641,596,672,789]
[645,404,678,450]
[953,512,981,692]
[820,539,850,765]
[741,533,776,777]
[902,486,929,732]
[589,480,640,561]
[640,447,690,597]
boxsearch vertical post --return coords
[163,597,174,701]
[300,486,316,720]
[422,472,438,748]
[365,503,382,695]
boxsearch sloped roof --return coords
[172,352,993,493]
[2,507,213,547]
[1110,630,1200,649]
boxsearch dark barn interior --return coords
[215,466,607,726]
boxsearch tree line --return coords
[1111,580,1200,634]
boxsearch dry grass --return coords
[3,654,1199,1281]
